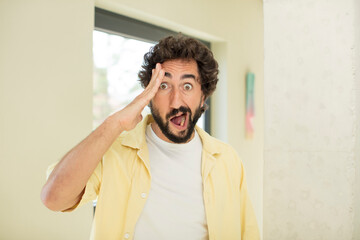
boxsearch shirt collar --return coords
[120,114,154,149]
[195,125,220,155]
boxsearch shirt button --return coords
[124,233,130,239]
[141,192,147,199]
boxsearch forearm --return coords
[41,113,123,211]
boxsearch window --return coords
[93,7,211,133]
[93,30,154,128]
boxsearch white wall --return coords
[263,0,359,239]
[0,0,264,239]
[353,0,360,238]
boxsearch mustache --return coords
[166,106,192,120]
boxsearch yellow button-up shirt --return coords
[47,115,260,240]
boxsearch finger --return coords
[145,67,164,98]
[141,63,163,97]
[138,70,163,106]
[133,64,164,107]
[147,63,161,89]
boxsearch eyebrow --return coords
[164,72,197,80]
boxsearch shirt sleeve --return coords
[45,160,103,212]
[239,160,260,240]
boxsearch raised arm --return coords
[41,63,164,211]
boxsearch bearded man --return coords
[41,35,260,240]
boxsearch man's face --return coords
[150,59,204,143]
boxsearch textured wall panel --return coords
[263,0,357,239]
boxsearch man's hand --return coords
[114,63,164,132]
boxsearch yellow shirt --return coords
[47,115,260,240]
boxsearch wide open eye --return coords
[183,83,193,91]
[159,82,168,90]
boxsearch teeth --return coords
[180,116,185,126]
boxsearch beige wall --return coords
[0,1,95,239]
[263,0,359,239]
[354,0,360,239]
[0,0,264,239]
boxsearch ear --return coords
[201,95,205,107]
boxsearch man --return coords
[41,35,260,240]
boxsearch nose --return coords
[169,87,184,109]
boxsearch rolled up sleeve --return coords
[45,160,103,212]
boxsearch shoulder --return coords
[196,126,238,152]
[197,128,244,183]
[100,118,149,173]
[196,126,241,163]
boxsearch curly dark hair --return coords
[138,35,219,100]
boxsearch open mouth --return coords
[169,112,187,128]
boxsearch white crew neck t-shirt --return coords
[133,124,208,240]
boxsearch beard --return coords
[149,102,203,144]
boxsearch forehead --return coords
[162,59,199,77]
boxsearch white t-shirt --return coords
[133,124,208,240]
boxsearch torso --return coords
[133,124,208,240]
